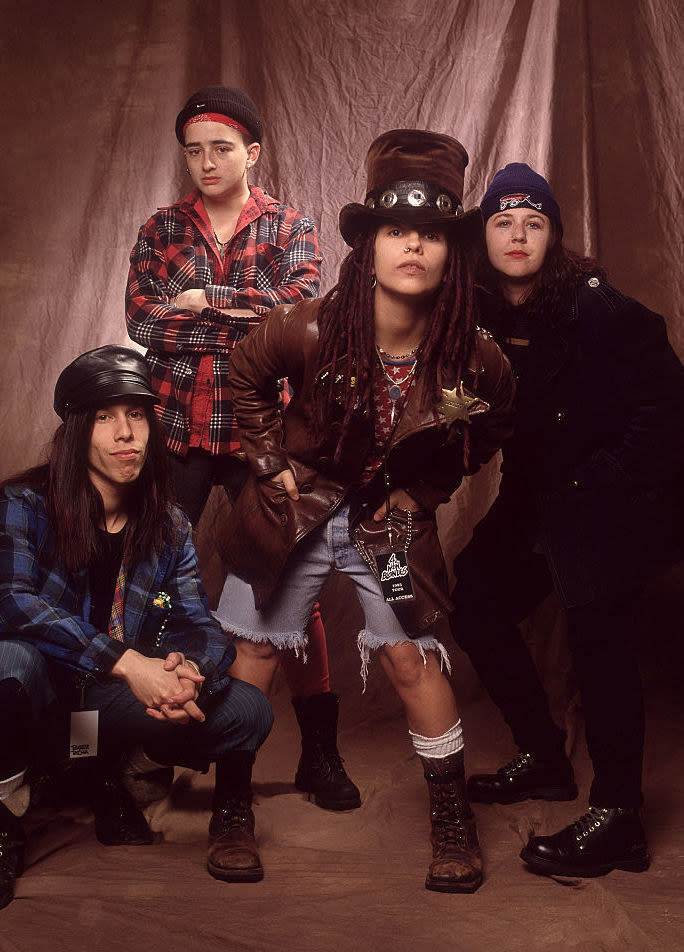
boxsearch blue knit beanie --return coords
[480,162,562,234]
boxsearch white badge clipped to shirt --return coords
[69,710,98,759]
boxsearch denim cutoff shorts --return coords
[214,503,450,686]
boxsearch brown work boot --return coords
[207,793,263,883]
[420,752,483,893]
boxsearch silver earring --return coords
[370,276,377,289]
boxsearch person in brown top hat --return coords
[213,129,516,892]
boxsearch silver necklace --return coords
[375,345,418,424]
[376,343,420,361]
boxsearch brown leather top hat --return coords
[339,129,482,247]
[54,345,158,420]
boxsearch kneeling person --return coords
[0,345,273,910]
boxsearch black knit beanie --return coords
[175,85,263,144]
[480,162,562,234]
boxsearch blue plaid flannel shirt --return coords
[0,487,234,691]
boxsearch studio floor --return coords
[3,568,682,952]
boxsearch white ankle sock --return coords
[122,745,168,775]
[409,720,464,759]
[0,769,29,817]
[0,769,26,800]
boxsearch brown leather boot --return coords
[420,752,483,893]
[207,792,263,883]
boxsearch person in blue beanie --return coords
[450,162,684,878]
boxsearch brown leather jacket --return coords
[223,298,515,631]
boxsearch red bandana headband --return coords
[183,112,250,138]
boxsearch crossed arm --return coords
[125,215,321,357]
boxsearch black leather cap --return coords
[54,345,158,420]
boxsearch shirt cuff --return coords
[79,634,129,678]
[205,284,235,309]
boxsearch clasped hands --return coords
[111,649,205,726]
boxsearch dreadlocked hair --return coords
[478,222,606,328]
[314,228,480,462]
[1,404,175,575]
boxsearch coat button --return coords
[588,277,600,288]
[279,513,289,526]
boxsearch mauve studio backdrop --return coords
[1,2,683,951]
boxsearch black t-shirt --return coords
[89,526,126,632]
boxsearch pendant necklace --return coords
[375,345,418,425]
[213,229,229,257]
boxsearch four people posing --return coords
[1,86,682,904]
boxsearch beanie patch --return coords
[480,162,563,234]
[498,193,543,213]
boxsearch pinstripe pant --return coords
[0,639,273,773]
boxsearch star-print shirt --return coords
[361,354,417,484]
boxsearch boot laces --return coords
[571,807,611,842]
[310,740,347,779]
[432,786,469,849]
[213,796,253,833]
[500,752,534,776]
[226,809,251,830]
[324,750,346,778]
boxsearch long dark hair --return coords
[315,227,480,458]
[479,222,606,326]
[1,404,174,574]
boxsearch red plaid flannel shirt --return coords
[126,186,322,456]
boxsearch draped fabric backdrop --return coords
[1,3,682,950]
[1,0,682,477]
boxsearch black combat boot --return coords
[468,751,578,804]
[293,693,361,811]
[420,751,483,893]
[208,751,263,883]
[0,800,26,910]
[92,773,154,846]
[520,806,650,877]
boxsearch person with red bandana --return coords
[126,86,359,814]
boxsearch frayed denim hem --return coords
[356,630,451,692]
[212,615,309,660]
